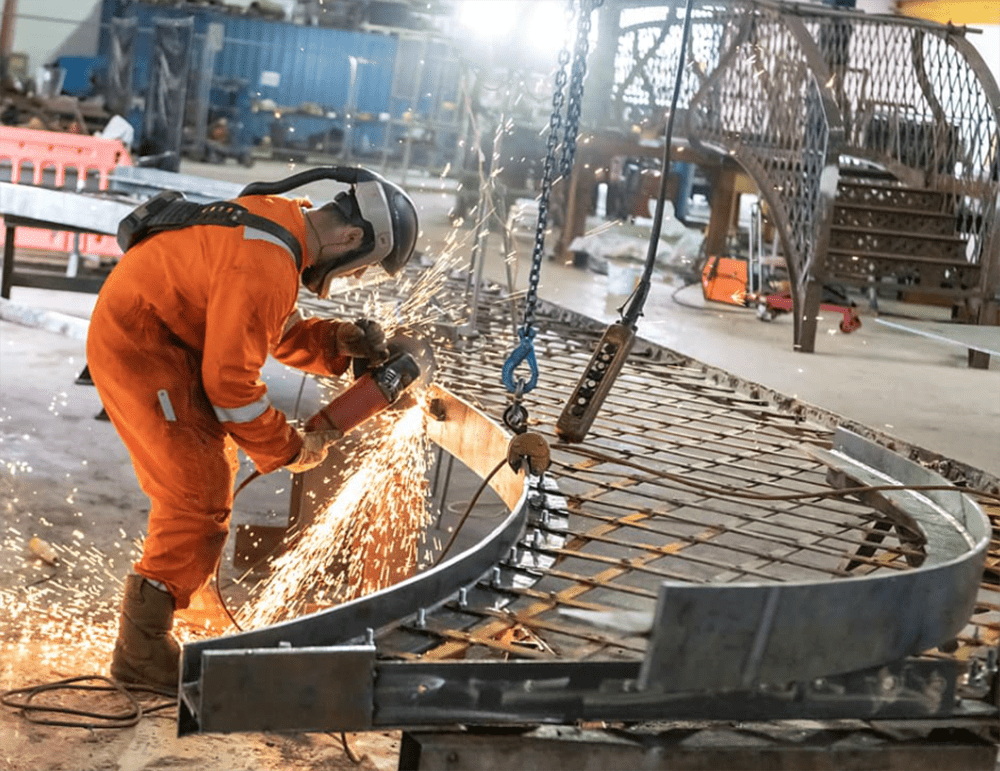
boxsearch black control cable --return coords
[554,0,695,444]
[620,0,695,328]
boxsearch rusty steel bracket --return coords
[507,432,551,476]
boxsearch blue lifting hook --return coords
[501,328,539,395]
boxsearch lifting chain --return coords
[560,0,597,180]
[502,0,602,435]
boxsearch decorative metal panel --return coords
[609,0,999,353]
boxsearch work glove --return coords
[336,318,388,363]
[284,429,342,474]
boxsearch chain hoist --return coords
[501,0,601,436]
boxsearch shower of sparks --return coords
[1,527,125,683]
[243,231,488,626]
[238,214,508,627]
[0,518,218,689]
[0,464,121,683]
[0,402,438,681]
[236,403,432,629]
[322,226,471,337]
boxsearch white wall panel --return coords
[10,0,102,76]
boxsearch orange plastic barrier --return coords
[0,126,133,258]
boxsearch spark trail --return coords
[237,404,432,629]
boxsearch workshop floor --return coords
[1,158,997,771]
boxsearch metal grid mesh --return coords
[309,280,964,665]
[611,4,732,124]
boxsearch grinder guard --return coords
[305,345,422,436]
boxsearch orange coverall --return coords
[86,195,350,608]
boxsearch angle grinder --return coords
[232,332,434,500]
[304,332,433,435]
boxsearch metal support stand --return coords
[1,222,14,299]
[341,55,371,165]
[190,23,224,162]
[749,200,763,294]
[66,232,80,279]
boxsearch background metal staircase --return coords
[828,166,981,309]
[608,1,1000,363]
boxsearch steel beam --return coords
[189,645,375,734]
[0,182,134,235]
[398,725,998,771]
[374,657,972,726]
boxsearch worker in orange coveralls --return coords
[86,169,418,689]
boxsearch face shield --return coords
[305,177,419,298]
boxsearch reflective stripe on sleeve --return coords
[212,394,272,424]
[157,389,177,422]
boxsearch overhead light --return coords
[454,1,571,60]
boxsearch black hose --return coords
[239,166,378,197]
[1,676,174,729]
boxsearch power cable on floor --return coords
[670,280,704,311]
[1,675,175,729]
[335,731,366,764]
[1,462,266,729]
[670,280,754,314]
[671,280,716,312]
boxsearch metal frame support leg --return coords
[796,279,823,353]
[2,223,15,298]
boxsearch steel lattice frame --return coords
[179,276,996,734]
[610,0,1000,352]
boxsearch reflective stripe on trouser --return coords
[86,301,239,610]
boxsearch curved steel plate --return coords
[637,428,990,691]
[180,387,527,684]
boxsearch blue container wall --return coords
[219,16,396,149]
[99,1,398,153]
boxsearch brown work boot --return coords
[110,574,181,690]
